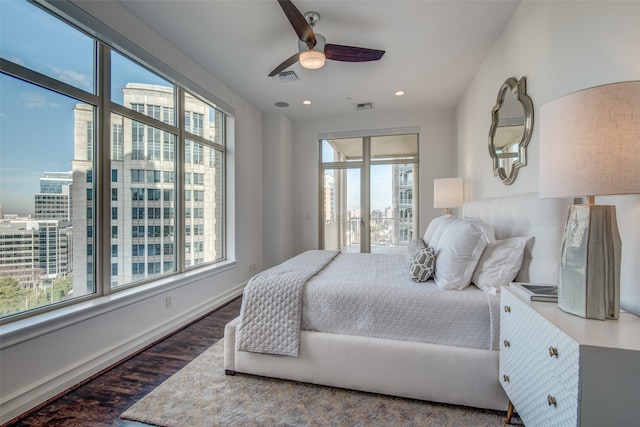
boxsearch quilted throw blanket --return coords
[235,250,339,356]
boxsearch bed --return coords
[224,192,571,410]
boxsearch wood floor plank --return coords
[6,297,241,427]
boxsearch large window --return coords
[0,1,227,321]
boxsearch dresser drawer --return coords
[500,289,580,426]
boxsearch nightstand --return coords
[500,284,640,426]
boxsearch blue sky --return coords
[1,0,91,214]
[322,163,393,213]
[1,0,394,215]
[321,140,393,212]
[0,0,168,214]
[0,74,77,214]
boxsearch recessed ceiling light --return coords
[274,101,289,108]
[395,90,405,96]
[303,100,312,105]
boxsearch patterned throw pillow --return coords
[406,239,436,282]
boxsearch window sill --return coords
[0,260,237,349]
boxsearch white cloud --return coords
[6,56,26,67]
[21,91,47,109]
[19,92,64,110]
[47,65,92,91]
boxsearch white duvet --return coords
[302,252,500,351]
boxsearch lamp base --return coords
[558,204,621,320]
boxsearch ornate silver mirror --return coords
[488,76,533,185]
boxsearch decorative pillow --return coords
[405,239,436,282]
[433,218,491,290]
[472,236,532,295]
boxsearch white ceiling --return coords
[115,0,520,122]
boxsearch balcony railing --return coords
[324,216,414,253]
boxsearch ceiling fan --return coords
[268,0,385,77]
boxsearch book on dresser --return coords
[510,282,558,302]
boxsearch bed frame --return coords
[224,193,571,410]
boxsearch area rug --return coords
[121,341,513,426]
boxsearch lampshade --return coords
[539,81,640,321]
[540,81,640,199]
[299,50,326,70]
[434,177,463,209]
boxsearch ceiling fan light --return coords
[299,50,326,70]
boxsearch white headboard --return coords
[462,192,572,285]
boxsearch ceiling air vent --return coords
[278,70,299,82]
[354,102,374,111]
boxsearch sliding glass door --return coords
[320,133,418,253]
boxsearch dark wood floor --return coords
[5,297,242,427]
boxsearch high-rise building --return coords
[39,172,73,194]
[71,83,222,294]
[37,220,72,281]
[0,221,42,288]
[392,164,414,245]
[35,172,72,221]
[1,170,73,289]
[323,173,334,223]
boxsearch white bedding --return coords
[226,193,571,410]
[302,252,500,351]
[236,250,339,356]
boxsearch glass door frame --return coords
[320,165,365,252]
[319,128,419,253]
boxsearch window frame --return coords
[0,0,230,323]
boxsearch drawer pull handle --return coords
[503,374,510,383]
[503,340,511,348]
[547,395,557,407]
[548,346,559,358]
[504,305,511,313]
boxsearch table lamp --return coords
[434,177,463,215]
[540,81,640,320]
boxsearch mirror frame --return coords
[488,76,533,185]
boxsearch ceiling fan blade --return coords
[268,52,300,77]
[278,0,316,49]
[325,44,385,62]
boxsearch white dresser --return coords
[500,285,640,427]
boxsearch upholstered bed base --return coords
[224,317,507,410]
[223,193,571,411]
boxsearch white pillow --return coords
[423,214,454,247]
[472,236,531,295]
[433,218,490,290]
[470,219,496,245]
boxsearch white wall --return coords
[291,109,456,254]
[0,2,264,423]
[263,113,294,268]
[456,0,640,314]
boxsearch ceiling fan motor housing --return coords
[299,33,326,53]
